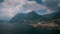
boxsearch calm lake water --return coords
[0,24,60,34]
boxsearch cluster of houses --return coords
[30,21,59,29]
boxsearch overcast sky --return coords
[0,0,60,20]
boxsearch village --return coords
[29,21,60,30]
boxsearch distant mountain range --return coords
[0,20,8,23]
[9,11,60,24]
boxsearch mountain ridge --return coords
[9,11,60,24]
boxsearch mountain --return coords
[9,11,43,24]
[9,13,26,23]
[42,11,60,19]
[26,11,43,23]
[41,11,60,24]
[9,11,60,24]
[52,11,60,19]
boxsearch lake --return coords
[0,23,60,34]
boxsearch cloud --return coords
[1,0,46,15]
[35,9,54,15]
[22,1,46,13]
[0,0,53,20]
[28,0,60,11]
[28,0,43,4]
[0,0,26,20]
[42,0,60,11]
